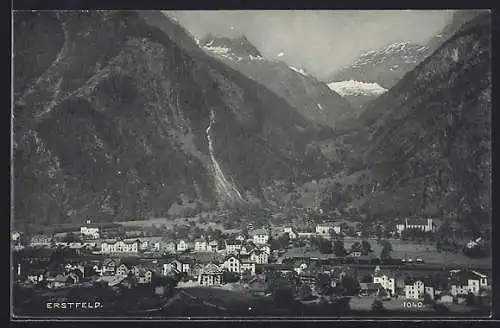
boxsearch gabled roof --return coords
[201,263,222,275]
[251,229,268,236]
[360,282,382,290]
[451,270,486,285]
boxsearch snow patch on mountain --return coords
[289,66,308,76]
[277,52,284,57]
[327,80,388,97]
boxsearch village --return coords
[11,215,492,316]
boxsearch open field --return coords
[285,238,491,267]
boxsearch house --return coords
[236,235,246,242]
[198,263,223,286]
[162,263,180,277]
[170,258,192,273]
[450,270,488,296]
[284,227,298,240]
[436,293,454,304]
[222,255,241,273]
[46,274,76,289]
[176,240,190,252]
[359,282,382,296]
[116,264,130,276]
[95,258,121,276]
[315,223,340,239]
[132,265,154,284]
[101,239,140,254]
[251,229,269,245]
[240,242,256,255]
[466,237,482,249]
[26,269,45,284]
[240,258,256,276]
[373,267,396,296]
[194,238,208,252]
[225,239,242,254]
[208,240,219,252]
[80,226,100,239]
[404,278,435,300]
[396,218,435,234]
[258,245,271,255]
[250,249,269,264]
[29,234,53,246]
[164,241,177,253]
[140,240,149,251]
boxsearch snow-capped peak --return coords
[289,66,308,76]
[327,80,388,97]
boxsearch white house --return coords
[225,240,242,254]
[251,229,269,245]
[250,249,269,264]
[222,255,241,273]
[177,240,189,252]
[208,240,219,252]
[194,238,208,252]
[396,218,435,234]
[373,267,396,296]
[240,259,256,275]
[101,239,140,254]
[315,223,340,239]
[450,270,488,296]
[404,278,435,300]
[284,227,298,240]
[80,226,100,239]
[198,263,223,286]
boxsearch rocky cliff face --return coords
[321,13,491,234]
[13,11,333,227]
[199,35,355,128]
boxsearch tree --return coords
[350,242,362,253]
[361,240,372,255]
[319,239,333,254]
[333,239,346,257]
[465,292,476,306]
[340,275,360,296]
[371,299,385,312]
[297,284,313,299]
[375,225,383,242]
[223,271,240,283]
[423,292,434,305]
[380,241,392,263]
[315,273,332,294]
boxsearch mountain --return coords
[425,10,486,55]
[199,35,355,128]
[13,11,334,228]
[321,12,491,235]
[326,10,487,113]
[327,40,429,92]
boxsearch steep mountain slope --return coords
[199,35,355,128]
[13,11,333,227]
[321,13,491,235]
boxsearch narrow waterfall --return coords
[205,109,244,204]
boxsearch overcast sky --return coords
[164,10,455,80]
